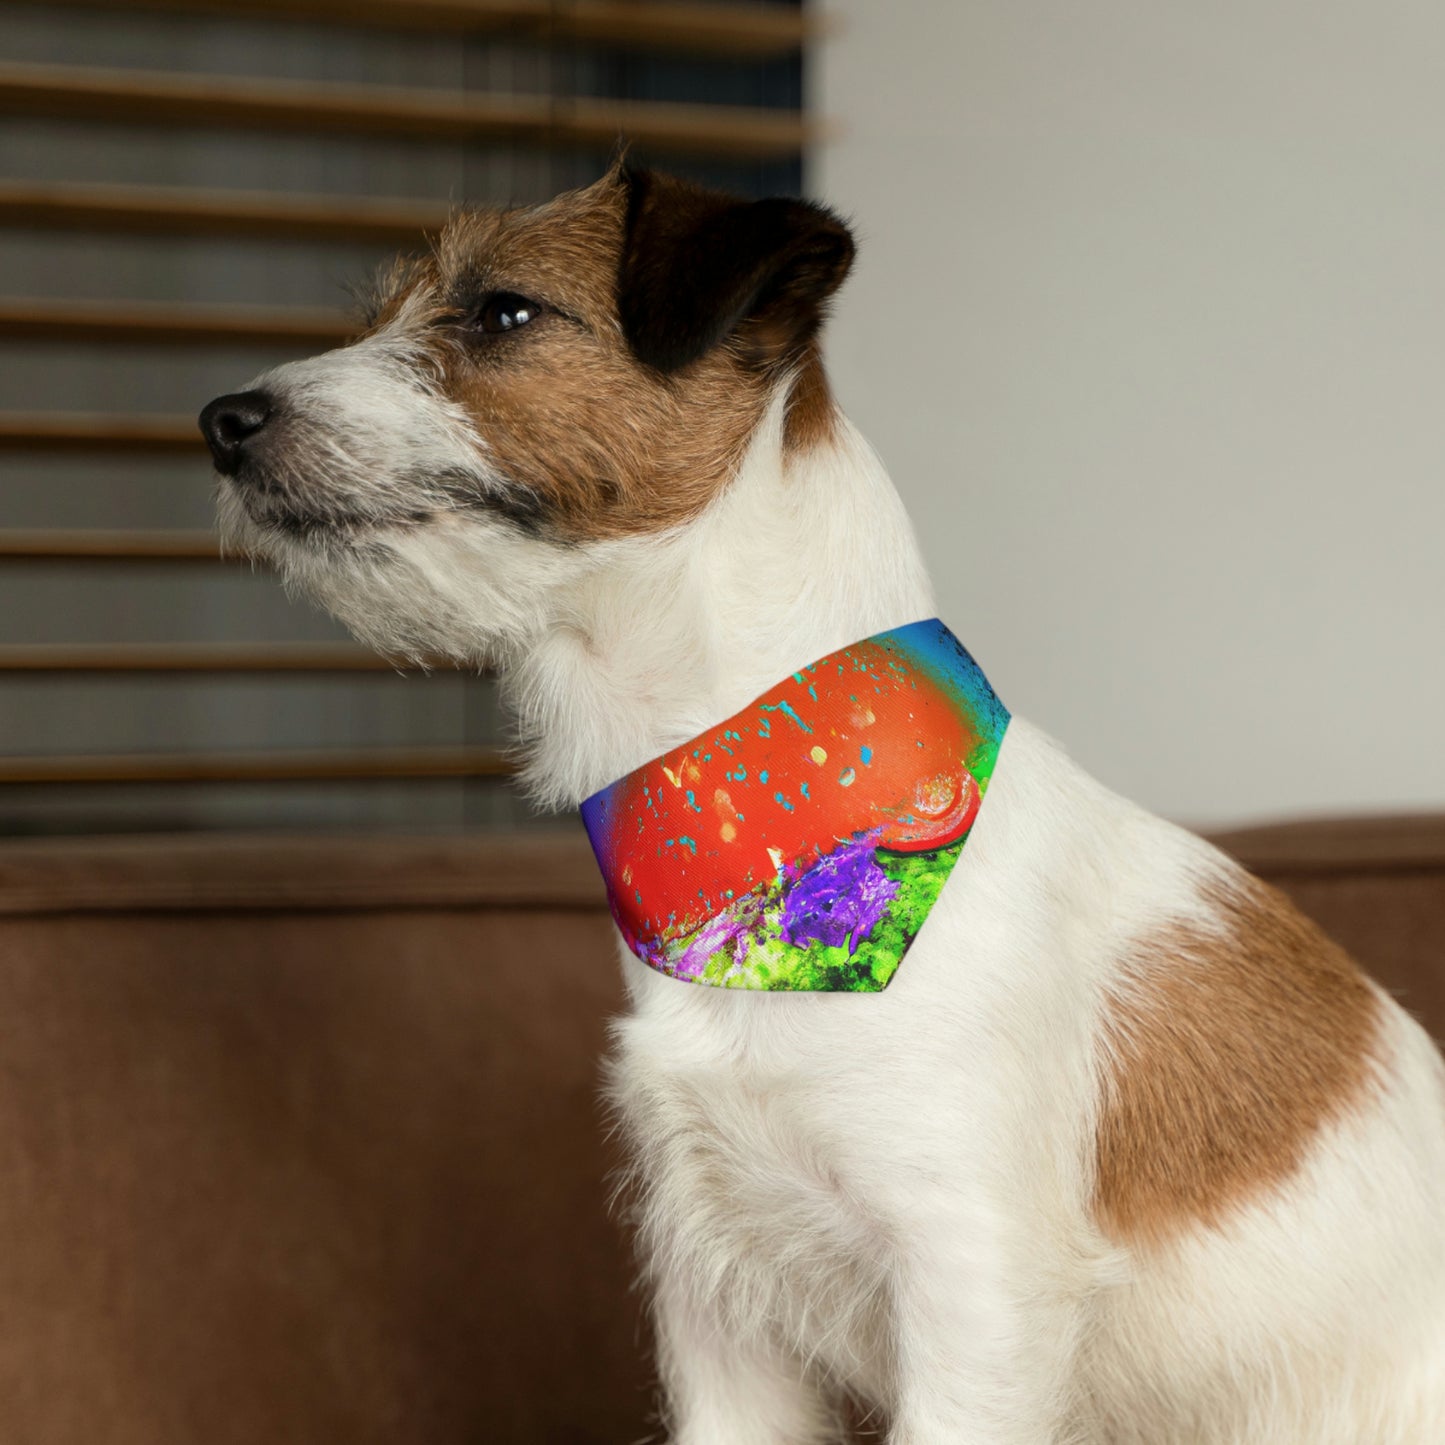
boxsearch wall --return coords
[813,0,1445,827]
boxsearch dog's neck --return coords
[506,391,937,809]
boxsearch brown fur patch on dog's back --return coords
[1094,873,1382,1247]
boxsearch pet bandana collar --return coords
[580,619,1009,992]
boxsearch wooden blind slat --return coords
[0,643,423,672]
[0,746,513,784]
[0,180,449,245]
[0,62,818,161]
[0,297,353,348]
[0,530,228,561]
[0,412,201,452]
[563,0,815,57]
[19,0,815,58]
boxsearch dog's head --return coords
[199,166,854,662]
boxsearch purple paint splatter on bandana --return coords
[780,837,899,954]
[668,895,761,980]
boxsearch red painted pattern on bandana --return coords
[609,644,979,945]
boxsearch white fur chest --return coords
[610,983,898,1396]
[605,723,1122,1408]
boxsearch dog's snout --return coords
[199,390,273,475]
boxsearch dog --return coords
[200,164,1445,1443]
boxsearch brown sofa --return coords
[0,818,1440,1443]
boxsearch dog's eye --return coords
[474,292,542,335]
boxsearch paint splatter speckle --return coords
[780,836,897,953]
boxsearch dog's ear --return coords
[618,167,855,375]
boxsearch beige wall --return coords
[813,1,1445,827]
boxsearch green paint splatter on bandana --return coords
[668,839,966,991]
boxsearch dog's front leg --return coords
[885,1225,1086,1445]
[654,1274,841,1445]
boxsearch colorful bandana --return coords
[581,620,1009,992]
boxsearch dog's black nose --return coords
[199,390,273,475]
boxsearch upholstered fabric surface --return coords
[0,819,1439,1443]
[0,832,643,1445]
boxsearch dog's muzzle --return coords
[199,390,274,476]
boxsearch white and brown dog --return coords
[201,166,1445,1443]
